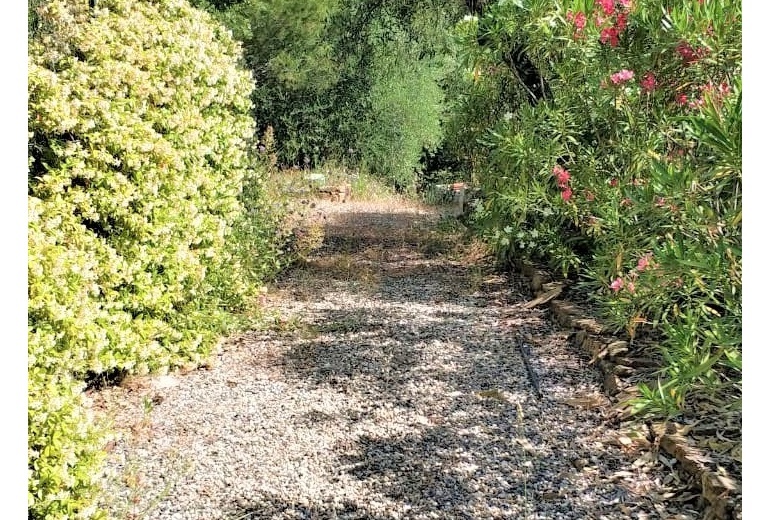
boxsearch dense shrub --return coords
[28,0,276,516]
[357,43,446,191]
[445,0,741,417]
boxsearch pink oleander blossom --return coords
[676,41,696,62]
[600,27,619,47]
[637,253,653,271]
[561,187,573,202]
[553,165,571,188]
[597,0,615,16]
[575,12,587,29]
[610,277,624,292]
[676,41,707,65]
[641,72,656,92]
[616,12,628,32]
[567,10,587,30]
[610,69,634,85]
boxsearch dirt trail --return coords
[96,198,692,519]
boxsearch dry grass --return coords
[266,163,404,204]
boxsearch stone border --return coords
[514,260,740,520]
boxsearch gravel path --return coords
[94,199,692,520]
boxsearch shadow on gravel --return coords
[337,428,510,518]
[263,207,639,519]
[331,422,627,519]
[318,213,438,254]
[314,210,460,256]
[226,495,392,520]
[278,301,537,406]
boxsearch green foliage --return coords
[28,372,108,520]
[28,0,280,517]
[200,0,346,165]
[201,0,463,185]
[445,0,742,418]
[358,43,446,191]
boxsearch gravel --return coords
[93,199,695,520]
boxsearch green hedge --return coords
[28,0,273,516]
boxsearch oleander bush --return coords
[28,0,280,516]
[445,0,741,418]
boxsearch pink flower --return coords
[575,12,587,29]
[610,277,624,292]
[676,93,689,106]
[619,0,632,7]
[553,165,571,188]
[637,253,653,271]
[676,41,695,61]
[615,12,628,32]
[567,10,587,30]
[600,27,619,47]
[641,72,656,92]
[609,178,619,187]
[626,281,635,294]
[597,0,615,16]
[561,187,573,202]
[610,69,634,85]
[675,41,706,65]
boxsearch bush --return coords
[28,0,275,516]
[358,44,446,191]
[445,0,741,418]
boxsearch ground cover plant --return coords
[28,0,283,517]
[443,0,741,419]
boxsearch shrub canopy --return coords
[28,0,265,516]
